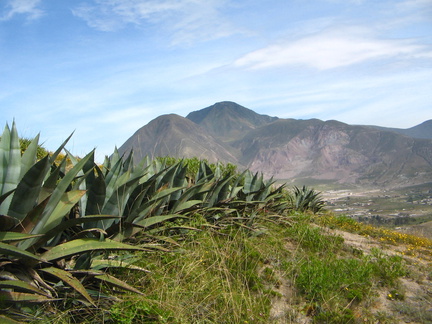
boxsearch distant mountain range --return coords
[118,101,432,187]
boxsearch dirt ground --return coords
[267,227,432,323]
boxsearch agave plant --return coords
[0,123,155,321]
[292,185,325,213]
[1,121,308,321]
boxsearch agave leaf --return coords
[109,147,121,168]
[41,238,145,262]
[122,150,134,173]
[20,133,41,178]
[137,243,169,252]
[44,190,86,230]
[104,156,123,196]
[94,273,144,295]
[115,214,186,240]
[25,268,56,296]
[69,228,107,241]
[0,232,44,242]
[172,199,202,213]
[132,187,184,223]
[101,175,142,221]
[39,158,64,203]
[0,214,18,231]
[133,214,185,228]
[0,121,21,214]
[20,190,86,250]
[0,291,56,303]
[17,196,50,241]
[170,181,210,212]
[40,267,95,306]
[131,156,150,179]
[196,161,214,182]
[91,259,150,272]
[0,124,11,188]
[84,165,106,218]
[160,162,187,189]
[8,155,51,221]
[243,171,258,194]
[31,215,120,250]
[0,189,15,207]
[0,315,23,324]
[48,132,74,165]
[0,280,50,297]
[42,151,93,217]
[79,152,98,217]
[21,152,94,250]
[123,179,155,220]
[229,170,247,198]
[0,242,42,264]
[124,167,174,220]
[204,174,235,208]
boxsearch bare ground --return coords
[267,227,432,323]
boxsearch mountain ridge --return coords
[118,101,432,187]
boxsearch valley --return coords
[321,183,432,239]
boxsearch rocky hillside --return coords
[118,113,237,164]
[118,101,432,187]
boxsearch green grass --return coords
[25,213,428,323]
[112,227,274,324]
[99,214,415,323]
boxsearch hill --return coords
[118,113,237,164]
[186,101,278,142]
[234,118,432,186]
[110,213,432,323]
[371,119,432,140]
[118,102,432,187]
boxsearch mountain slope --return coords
[118,102,432,187]
[186,101,278,142]
[234,118,432,185]
[117,114,238,164]
[369,119,432,140]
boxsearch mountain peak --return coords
[118,102,432,187]
[117,113,237,163]
[186,101,278,142]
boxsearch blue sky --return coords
[1,0,431,161]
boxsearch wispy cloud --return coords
[0,0,43,21]
[72,0,238,44]
[233,27,425,70]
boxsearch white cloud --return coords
[234,28,425,70]
[72,0,237,44]
[0,0,43,20]
[398,0,432,10]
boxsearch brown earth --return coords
[267,227,432,323]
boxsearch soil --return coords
[267,226,432,323]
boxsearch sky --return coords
[1,0,431,161]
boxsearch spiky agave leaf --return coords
[0,122,21,214]
[19,151,95,250]
[40,267,95,306]
[0,241,43,266]
[0,280,51,297]
[41,238,145,262]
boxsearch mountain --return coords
[118,102,432,187]
[371,120,432,140]
[117,114,237,164]
[186,101,278,143]
[233,119,432,186]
